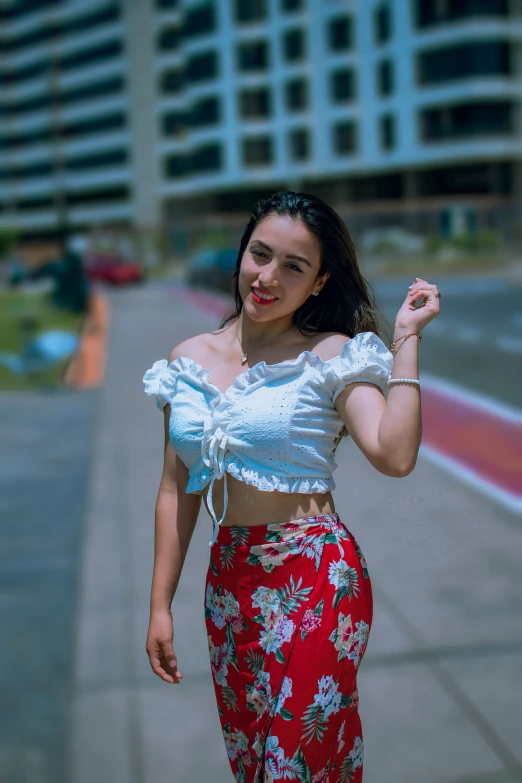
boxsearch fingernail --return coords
[169,660,176,667]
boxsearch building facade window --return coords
[190,96,220,126]
[165,154,191,178]
[65,149,128,171]
[235,0,267,24]
[380,113,395,150]
[288,127,309,161]
[160,69,184,94]
[419,162,512,196]
[0,0,60,23]
[415,0,508,28]
[330,68,356,103]
[156,0,180,9]
[327,15,353,52]
[16,195,54,211]
[62,112,126,139]
[377,59,394,96]
[420,100,513,141]
[281,0,304,11]
[242,135,273,165]
[192,142,222,172]
[163,111,186,137]
[283,28,306,62]
[237,40,269,71]
[0,94,50,117]
[65,186,129,206]
[165,142,222,178]
[374,4,392,44]
[0,127,52,150]
[239,87,272,119]
[60,76,125,107]
[11,186,130,210]
[333,121,357,155]
[63,5,121,35]
[0,59,50,87]
[157,26,181,51]
[162,97,221,136]
[418,41,511,84]
[186,51,219,82]
[60,40,122,70]
[0,161,52,181]
[0,5,121,53]
[284,77,308,111]
[183,4,216,38]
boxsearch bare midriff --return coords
[194,471,336,527]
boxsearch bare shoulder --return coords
[310,331,351,362]
[167,332,215,365]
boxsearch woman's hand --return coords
[394,277,441,334]
[146,609,183,684]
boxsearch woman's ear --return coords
[319,272,331,287]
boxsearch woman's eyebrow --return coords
[250,239,311,267]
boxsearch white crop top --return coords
[143,331,393,546]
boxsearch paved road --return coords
[372,276,522,409]
[69,282,522,783]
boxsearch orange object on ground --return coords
[63,290,109,389]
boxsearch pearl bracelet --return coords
[387,377,420,386]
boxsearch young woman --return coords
[143,191,440,782]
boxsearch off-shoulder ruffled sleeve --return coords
[143,359,177,411]
[329,331,393,402]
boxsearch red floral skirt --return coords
[204,512,373,783]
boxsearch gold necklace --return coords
[235,325,281,364]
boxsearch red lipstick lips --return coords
[251,286,278,305]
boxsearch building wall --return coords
[0,0,520,244]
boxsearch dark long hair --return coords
[218,190,384,340]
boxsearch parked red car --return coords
[84,253,145,285]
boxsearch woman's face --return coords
[238,214,330,320]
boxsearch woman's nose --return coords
[258,261,280,286]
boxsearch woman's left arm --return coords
[335,278,441,478]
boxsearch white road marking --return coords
[423,373,522,424]
[454,326,481,343]
[509,312,522,328]
[495,336,522,355]
[421,324,522,356]
[424,320,445,334]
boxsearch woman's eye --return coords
[251,250,302,273]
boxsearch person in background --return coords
[12,235,90,314]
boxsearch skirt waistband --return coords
[213,512,348,547]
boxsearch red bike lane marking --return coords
[175,285,522,508]
[174,286,232,320]
[422,384,522,500]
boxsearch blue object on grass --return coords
[0,330,78,375]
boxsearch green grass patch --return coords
[0,289,84,391]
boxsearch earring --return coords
[314,290,320,296]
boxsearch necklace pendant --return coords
[241,353,248,363]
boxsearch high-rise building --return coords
[1,0,521,247]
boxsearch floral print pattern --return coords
[329,614,370,668]
[204,513,373,782]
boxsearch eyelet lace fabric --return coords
[143,331,393,545]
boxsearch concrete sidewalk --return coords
[69,284,522,783]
